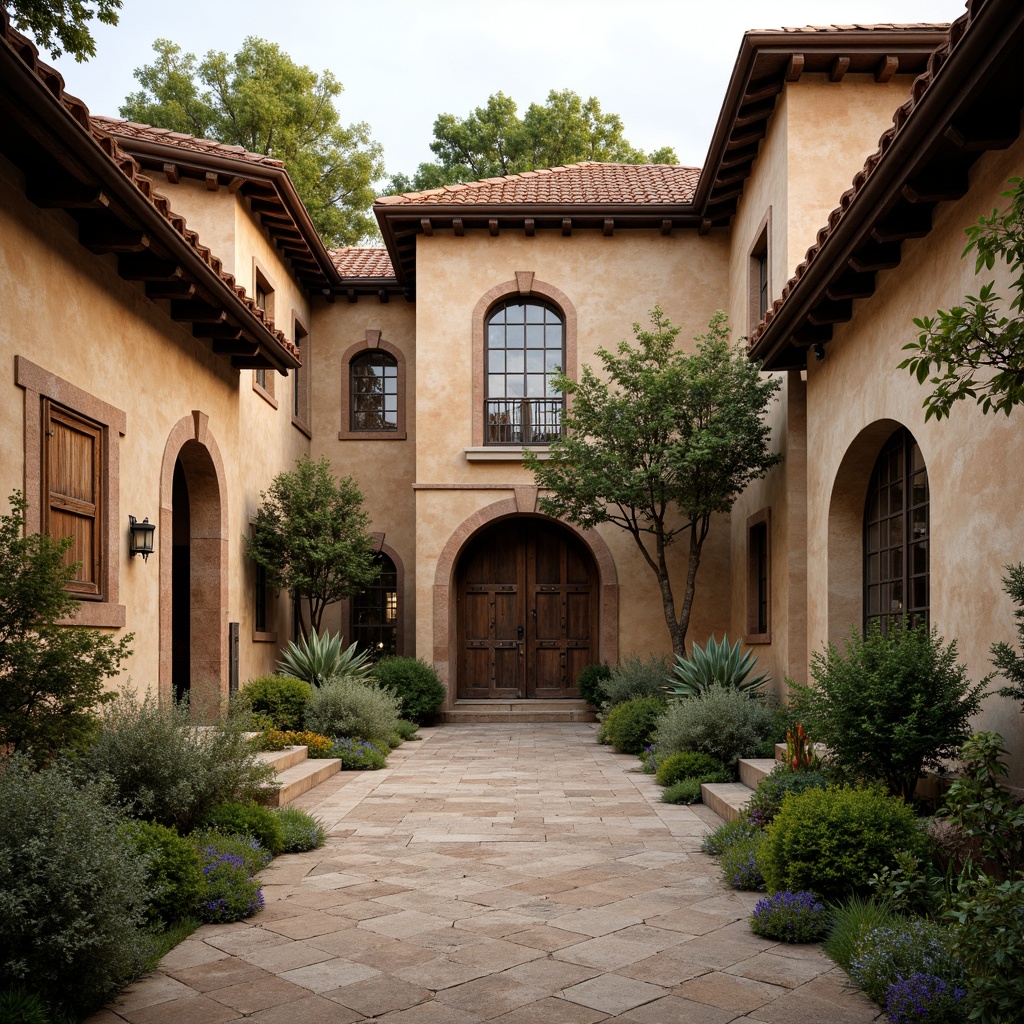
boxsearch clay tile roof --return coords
[376,163,701,207]
[749,10,972,348]
[755,22,947,33]
[330,247,395,278]
[91,115,286,168]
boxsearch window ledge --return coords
[338,429,407,441]
[253,629,279,644]
[252,380,278,409]
[464,446,553,462]
[58,602,127,629]
[291,416,312,439]
[743,632,772,646]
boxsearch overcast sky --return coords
[50,0,965,183]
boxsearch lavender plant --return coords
[885,973,967,1024]
[750,890,830,943]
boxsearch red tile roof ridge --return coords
[329,246,395,278]
[749,9,970,347]
[0,17,297,360]
[753,22,951,33]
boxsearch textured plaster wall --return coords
[803,135,1024,787]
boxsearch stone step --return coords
[441,700,597,724]
[266,756,342,807]
[738,757,778,790]
[256,745,309,773]
[700,782,756,823]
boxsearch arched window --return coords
[485,299,564,444]
[352,552,398,656]
[864,428,929,634]
[350,351,398,432]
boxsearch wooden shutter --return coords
[43,400,103,598]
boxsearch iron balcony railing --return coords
[485,399,564,444]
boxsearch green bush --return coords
[823,896,906,972]
[85,690,275,833]
[598,696,666,754]
[0,757,150,1016]
[598,655,672,707]
[277,629,373,686]
[746,764,831,828]
[372,657,446,723]
[394,719,420,740]
[720,834,767,890]
[655,751,727,787]
[701,815,760,856]
[275,806,327,852]
[667,634,769,699]
[652,684,775,770]
[189,828,272,875]
[190,833,265,923]
[761,785,928,903]
[329,737,388,770]
[239,675,311,730]
[201,801,285,857]
[304,676,401,742]
[576,663,612,706]
[121,820,204,925]
[0,989,51,1024]
[792,621,986,800]
[661,778,704,804]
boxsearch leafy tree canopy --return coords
[526,308,782,656]
[7,0,119,61]
[120,37,384,246]
[389,89,679,193]
[246,455,379,639]
[900,177,1024,419]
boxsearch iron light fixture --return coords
[128,515,156,561]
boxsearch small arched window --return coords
[864,427,929,634]
[485,299,564,444]
[350,350,398,432]
[352,552,398,656]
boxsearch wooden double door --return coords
[456,518,598,699]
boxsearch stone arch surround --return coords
[432,498,618,704]
[158,411,228,717]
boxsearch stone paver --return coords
[88,724,882,1022]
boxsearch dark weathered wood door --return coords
[456,519,598,699]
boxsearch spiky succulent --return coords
[277,630,373,687]
[667,634,769,698]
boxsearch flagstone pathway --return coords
[87,724,882,1023]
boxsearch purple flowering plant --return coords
[329,736,388,770]
[886,973,967,1024]
[750,890,830,943]
[195,842,265,923]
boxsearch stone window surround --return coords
[338,330,408,441]
[15,355,126,628]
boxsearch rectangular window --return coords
[746,508,771,642]
[252,268,276,403]
[292,317,310,433]
[748,211,771,337]
[254,561,268,633]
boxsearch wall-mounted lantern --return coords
[128,515,156,561]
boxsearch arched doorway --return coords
[455,517,599,699]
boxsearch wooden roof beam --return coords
[786,54,805,82]
[875,55,899,82]
[902,167,969,204]
[144,279,195,301]
[870,203,932,243]
[830,56,851,82]
[826,268,876,301]
[944,108,1020,152]
[26,173,108,209]
[170,299,227,324]
[849,240,903,272]
[118,253,183,281]
[77,217,149,253]
[807,298,853,326]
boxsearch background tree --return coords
[121,37,384,246]
[526,308,782,657]
[246,455,379,639]
[900,177,1024,419]
[0,491,132,761]
[6,0,119,60]
[388,89,678,193]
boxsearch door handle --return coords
[517,625,524,639]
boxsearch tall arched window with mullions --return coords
[350,351,398,432]
[864,427,929,634]
[484,299,564,444]
[351,552,398,656]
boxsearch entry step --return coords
[442,699,597,724]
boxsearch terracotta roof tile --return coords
[91,116,286,168]
[330,247,395,278]
[754,22,949,33]
[377,163,701,207]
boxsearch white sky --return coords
[49,0,965,182]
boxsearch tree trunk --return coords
[676,527,703,658]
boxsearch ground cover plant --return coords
[275,806,327,852]
[258,728,334,757]
[372,656,446,723]
[201,800,285,856]
[750,891,830,943]
[745,763,830,827]
[655,750,727,787]
[598,695,665,754]
[329,736,388,770]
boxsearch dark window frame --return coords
[745,507,771,644]
[350,350,399,433]
[351,551,399,658]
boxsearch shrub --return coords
[201,801,285,857]
[277,629,372,686]
[652,684,775,770]
[701,815,760,856]
[667,634,769,698]
[792,621,987,800]
[191,834,265,923]
[121,820,204,925]
[661,779,704,804]
[394,719,420,740]
[655,751,727,787]
[189,828,272,875]
[330,736,388,770]
[886,974,967,1024]
[372,657,446,723]
[720,834,767,891]
[239,675,311,730]
[849,918,965,1006]
[0,988,51,1024]
[85,690,275,833]
[576,662,612,706]
[304,676,401,743]
[598,696,666,754]
[751,891,830,943]
[746,764,831,828]
[598,655,672,707]
[0,757,150,1016]
[275,806,327,852]
[761,785,928,904]
[823,895,905,972]
[258,729,334,758]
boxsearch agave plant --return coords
[277,630,373,687]
[667,634,769,698]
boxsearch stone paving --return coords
[87,724,882,1023]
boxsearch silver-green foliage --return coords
[277,630,373,687]
[667,634,769,698]
[598,655,672,707]
[274,806,327,852]
[652,684,775,769]
[0,757,150,1016]
[303,676,401,743]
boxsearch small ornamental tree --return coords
[246,456,379,639]
[0,491,132,760]
[526,308,782,657]
[991,562,1024,708]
